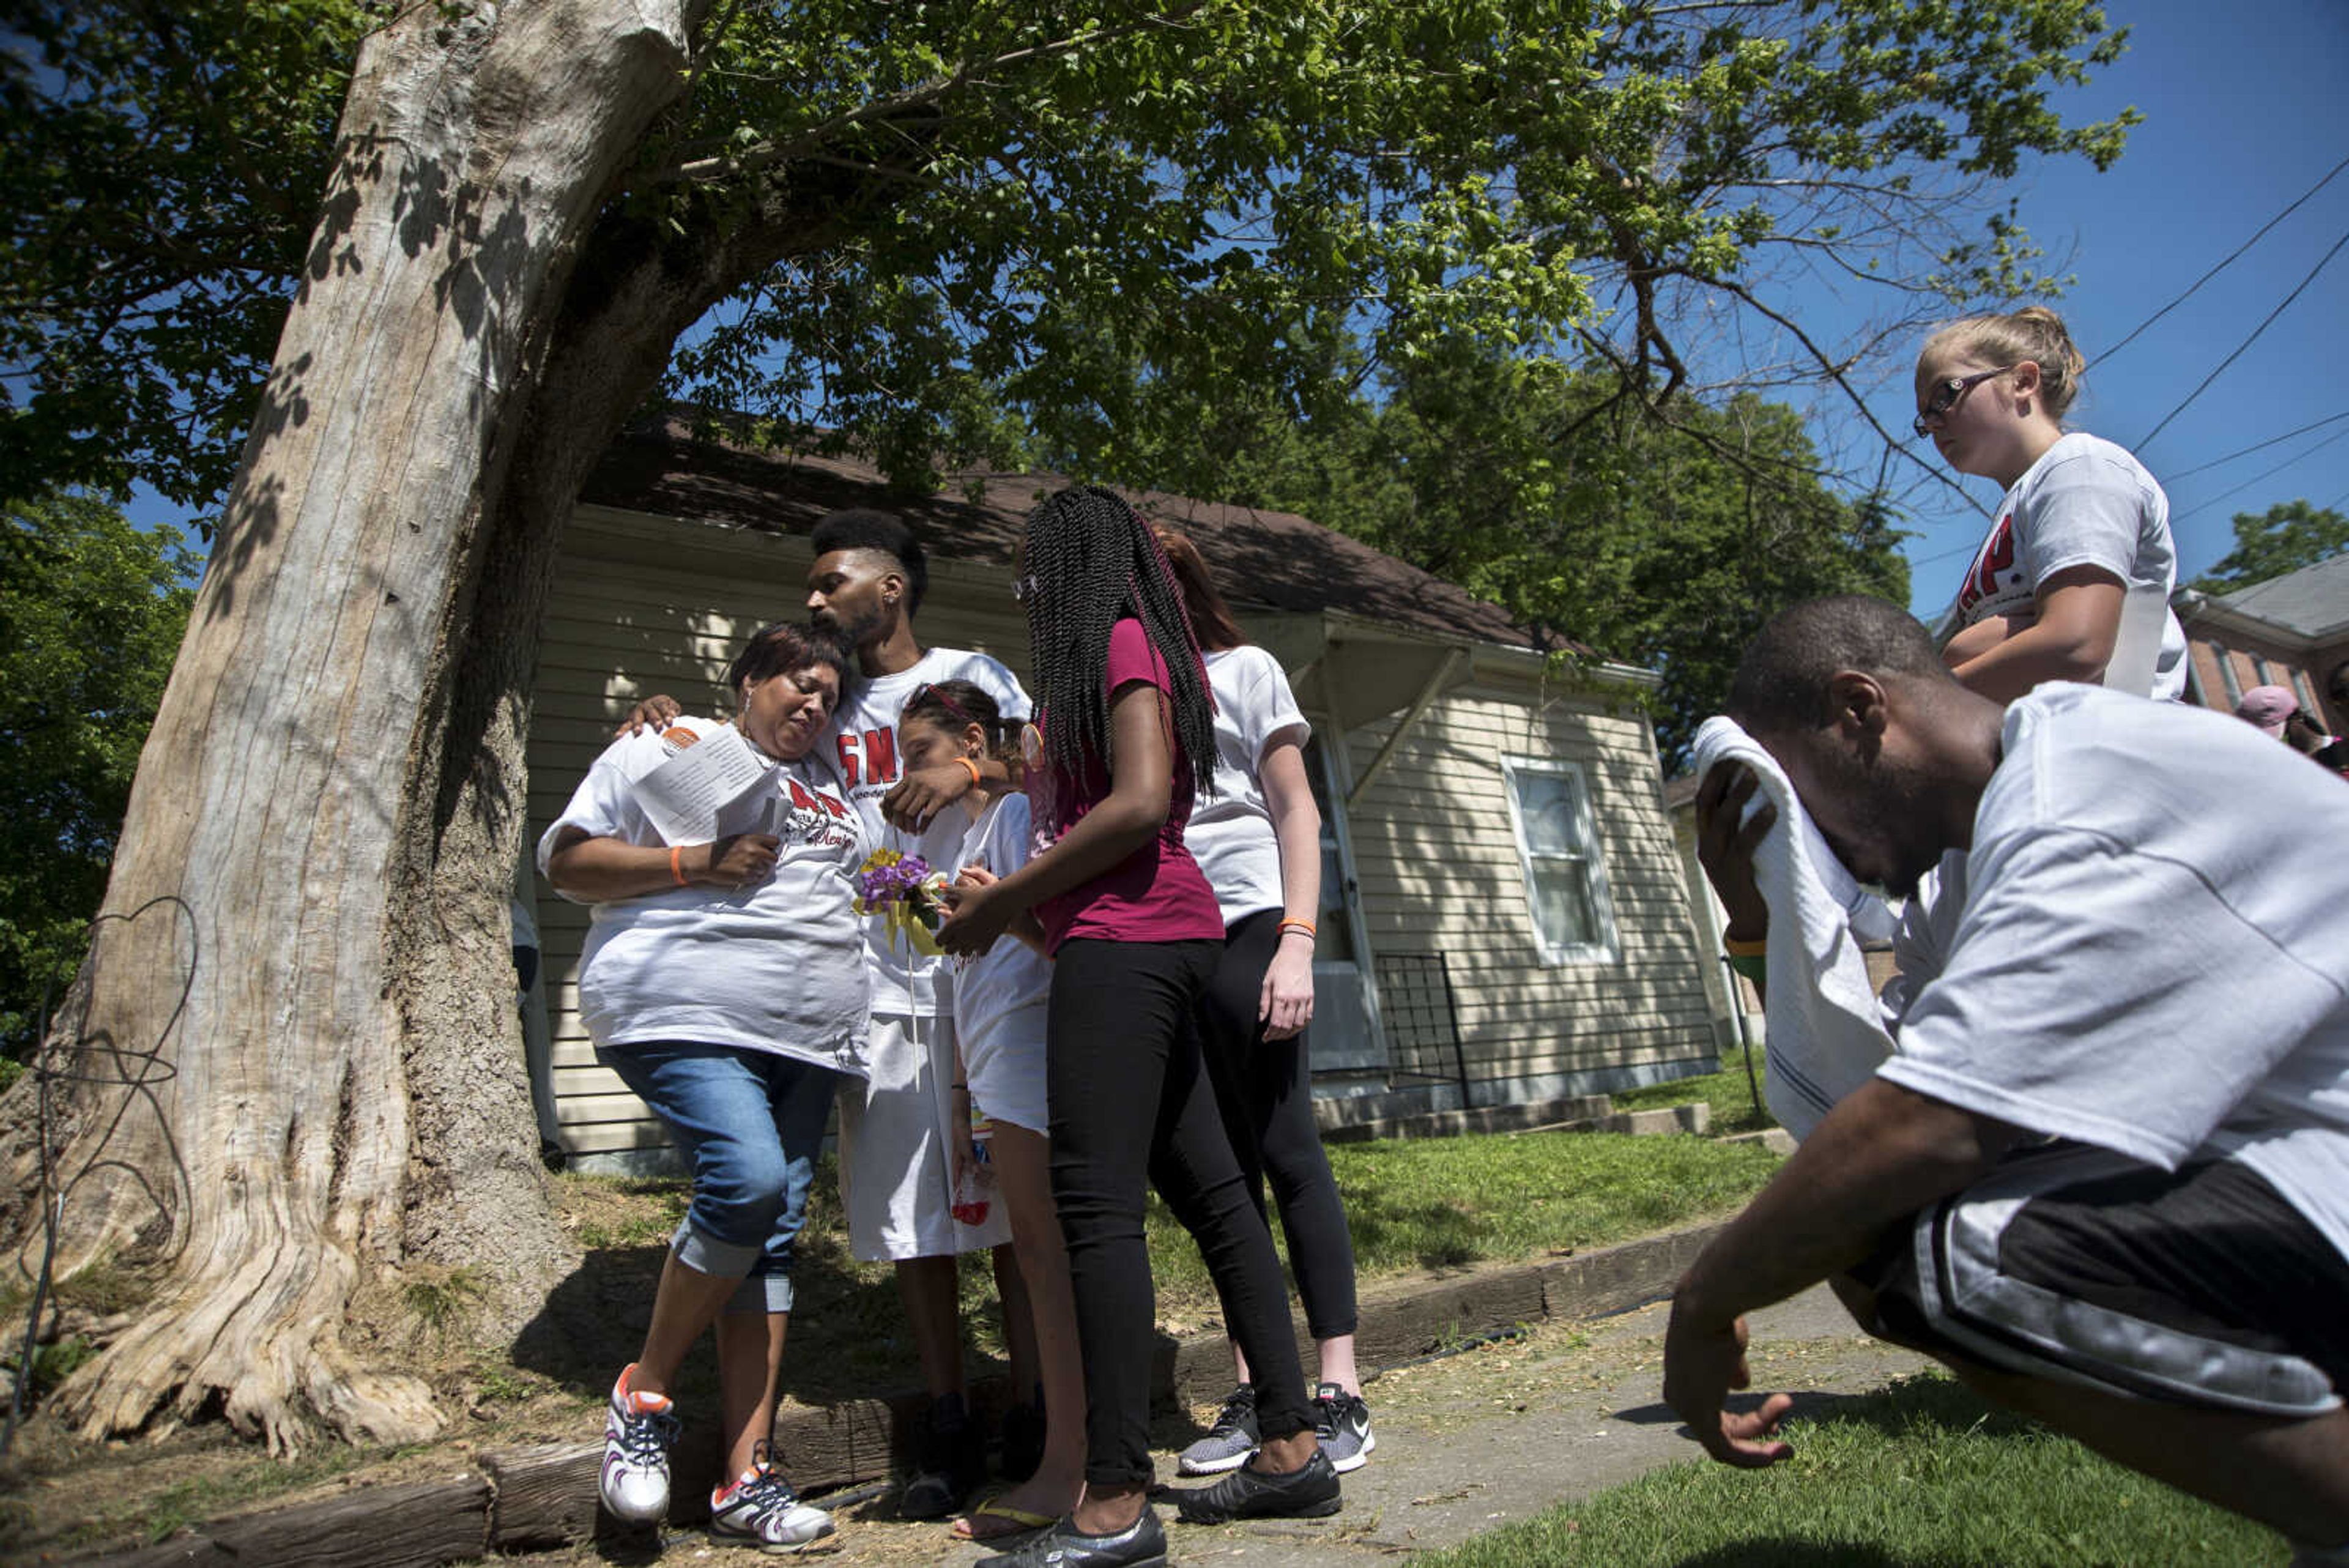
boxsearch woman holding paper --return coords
[538,622,867,1553]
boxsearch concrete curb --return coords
[70,1221,1729,1567]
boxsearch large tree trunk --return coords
[0,1,713,1452]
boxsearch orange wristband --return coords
[956,756,984,789]
[670,845,689,887]
[1277,918,1316,940]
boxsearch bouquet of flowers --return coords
[853,848,951,957]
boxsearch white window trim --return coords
[2212,643,2243,705]
[1499,754,1622,966]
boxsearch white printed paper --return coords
[632,726,773,845]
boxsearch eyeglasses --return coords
[1913,366,2012,437]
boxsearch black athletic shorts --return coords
[1852,1140,2349,1417]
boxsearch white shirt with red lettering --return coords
[828,648,1032,1014]
[1937,431,2187,700]
[538,716,870,1073]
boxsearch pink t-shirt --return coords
[1031,619,1228,953]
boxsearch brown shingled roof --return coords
[579,417,1574,656]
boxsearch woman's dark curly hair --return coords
[1020,486,1215,830]
[725,621,853,707]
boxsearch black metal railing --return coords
[1371,951,1470,1101]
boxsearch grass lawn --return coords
[503,1122,1784,1408]
[1152,1128,1780,1295]
[554,1126,1784,1389]
[1611,1046,1778,1135]
[1417,1372,2288,1567]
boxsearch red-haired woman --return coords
[1155,526,1370,1477]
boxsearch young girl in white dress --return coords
[894,679,1086,1543]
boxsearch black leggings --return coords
[1047,937,1315,1486]
[1198,910,1360,1342]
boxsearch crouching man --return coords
[1669,594,2349,1564]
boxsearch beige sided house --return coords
[524,420,1719,1169]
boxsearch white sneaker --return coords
[599,1363,680,1523]
[710,1448,834,1552]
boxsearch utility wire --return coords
[2164,409,2349,481]
[2136,228,2349,453]
[2093,151,2349,370]
[2172,422,2349,527]
[1907,533,1987,571]
[1902,411,2349,574]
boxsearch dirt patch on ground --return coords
[0,1172,1228,1562]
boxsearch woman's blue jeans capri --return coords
[596,1041,839,1313]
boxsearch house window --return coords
[2211,643,2243,705]
[1500,756,1620,964]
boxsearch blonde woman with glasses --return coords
[1915,306,2186,702]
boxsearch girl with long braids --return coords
[938,486,1339,1566]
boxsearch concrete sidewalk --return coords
[1140,1283,1928,1565]
[563,1282,1927,1567]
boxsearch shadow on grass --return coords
[515,1166,1192,1422]
[1612,1377,2040,1449]
[514,1164,1028,1408]
[1343,1195,1488,1271]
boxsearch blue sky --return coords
[1867,0,2349,617]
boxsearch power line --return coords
[2165,409,2349,481]
[1903,414,2349,579]
[1906,532,1989,571]
[2135,228,2349,453]
[2093,151,2349,370]
[2172,421,2349,527]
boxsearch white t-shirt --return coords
[827,647,1031,1014]
[1876,684,2349,1263]
[1939,431,2187,700]
[537,716,870,1074]
[948,792,1054,1061]
[1184,645,1312,925]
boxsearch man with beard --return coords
[803,510,1036,1517]
[624,511,1034,1517]
[1673,595,2349,1564]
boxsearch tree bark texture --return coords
[0,0,716,1452]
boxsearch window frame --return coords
[1498,754,1622,967]
[2211,642,2243,706]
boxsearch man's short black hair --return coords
[1727,595,1951,734]
[810,508,927,617]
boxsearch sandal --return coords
[951,1496,1061,1542]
